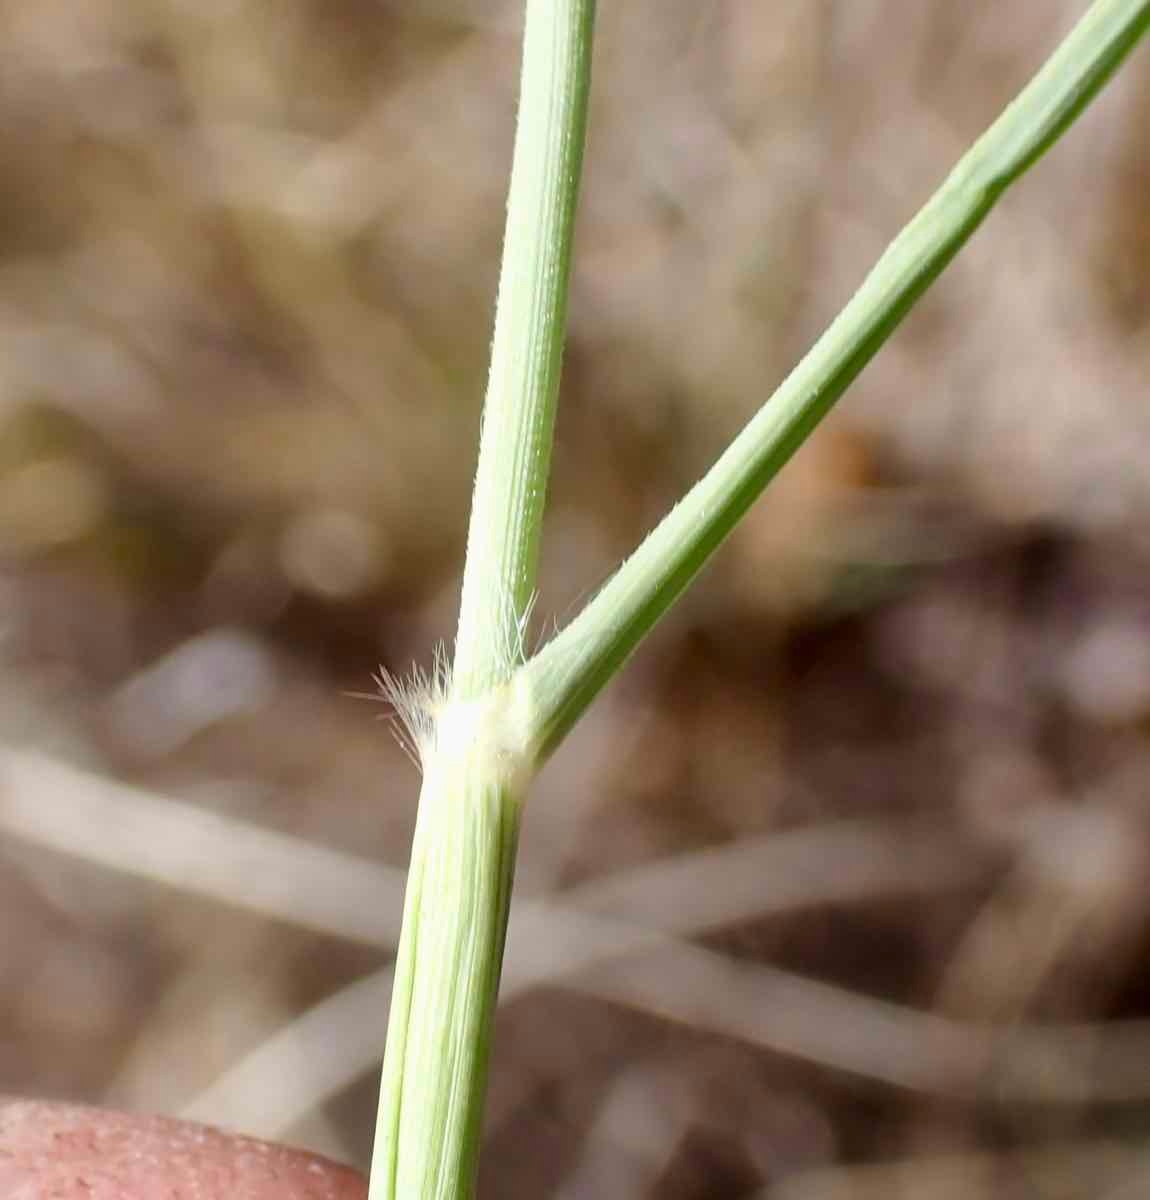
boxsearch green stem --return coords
[370,2,595,1197]
[519,0,1150,763]
[452,0,597,699]
[370,0,1147,1192]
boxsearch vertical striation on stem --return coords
[452,0,598,700]
[370,3,596,1198]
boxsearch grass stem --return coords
[369,2,595,1197]
[370,0,1148,1194]
[520,0,1150,763]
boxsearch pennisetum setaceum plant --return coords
[369,2,1150,1196]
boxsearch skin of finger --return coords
[0,1099,368,1199]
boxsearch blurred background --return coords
[2,0,1150,1195]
